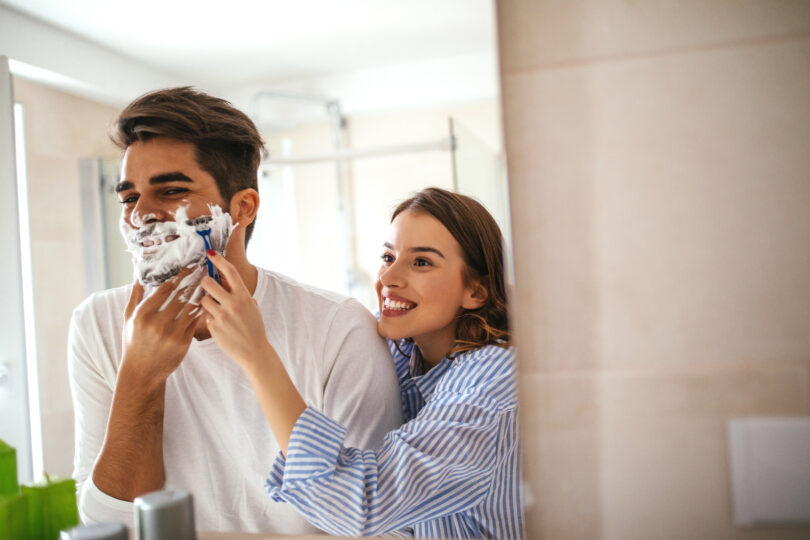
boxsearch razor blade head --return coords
[186,216,213,229]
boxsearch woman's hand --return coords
[200,249,307,454]
[199,250,271,373]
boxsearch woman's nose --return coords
[379,262,405,288]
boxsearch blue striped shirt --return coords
[265,339,524,539]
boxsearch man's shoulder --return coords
[257,268,370,319]
[72,285,132,325]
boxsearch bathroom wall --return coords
[497,1,810,538]
[12,77,120,477]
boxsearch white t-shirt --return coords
[67,267,404,534]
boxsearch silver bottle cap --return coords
[134,489,195,540]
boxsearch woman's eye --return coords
[381,253,394,263]
[414,258,432,267]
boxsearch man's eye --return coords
[119,195,138,205]
[164,188,188,196]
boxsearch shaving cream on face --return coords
[120,204,234,307]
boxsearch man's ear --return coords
[228,188,260,228]
[461,280,488,310]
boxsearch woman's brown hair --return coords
[110,86,265,243]
[392,187,510,356]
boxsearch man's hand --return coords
[121,268,201,389]
[93,268,202,501]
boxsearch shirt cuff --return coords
[265,407,347,502]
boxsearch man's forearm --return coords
[92,364,167,501]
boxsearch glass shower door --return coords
[450,118,513,283]
[80,157,130,293]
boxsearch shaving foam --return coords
[120,204,234,308]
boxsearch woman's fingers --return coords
[199,275,229,305]
[199,294,223,318]
[206,251,248,297]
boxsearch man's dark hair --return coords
[110,86,265,243]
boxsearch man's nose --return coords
[130,197,167,227]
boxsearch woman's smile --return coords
[381,294,418,317]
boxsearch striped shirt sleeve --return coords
[266,376,512,537]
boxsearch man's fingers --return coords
[125,281,145,319]
[164,285,197,319]
[178,299,204,331]
[140,267,195,312]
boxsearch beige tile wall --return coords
[497,1,810,538]
[12,78,120,477]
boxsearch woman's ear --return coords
[228,188,260,228]
[461,280,488,310]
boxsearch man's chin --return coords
[140,263,207,306]
[138,254,206,285]
[140,267,183,287]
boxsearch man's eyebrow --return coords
[382,242,445,259]
[114,180,133,193]
[150,172,194,185]
[113,172,194,193]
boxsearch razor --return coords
[187,216,220,283]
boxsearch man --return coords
[67,87,403,534]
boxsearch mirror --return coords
[2,0,514,533]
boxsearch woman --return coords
[201,187,523,538]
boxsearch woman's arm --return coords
[268,392,510,537]
[200,252,305,454]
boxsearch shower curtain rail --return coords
[260,136,455,167]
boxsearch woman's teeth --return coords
[384,298,416,311]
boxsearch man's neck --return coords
[224,239,259,294]
[234,259,259,296]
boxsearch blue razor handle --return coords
[196,229,220,283]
